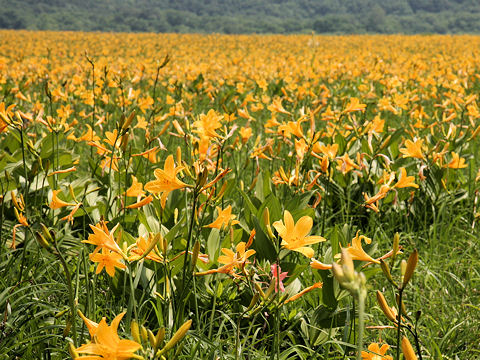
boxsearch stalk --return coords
[54,239,77,347]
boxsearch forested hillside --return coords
[1,0,480,33]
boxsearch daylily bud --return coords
[63,319,72,337]
[415,310,422,322]
[120,133,129,152]
[340,248,355,282]
[331,262,345,284]
[191,240,200,271]
[174,208,179,223]
[262,207,270,227]
[148,329,156,347]
[122,110,136,130]
[176,146,182,166]
[131,320,141,343]
[254,281,266,300]
[380,259,396,286]
[11,191,23,211]
[401,336,418,360]
[157,319,192,356]
[266,224,275,240]
[392,232,400,262]
[403,249,418,288]
[68,342,79,359]
[247,293,259,312]
[69,184,78,203]
[376,290,397,323]
[196,169,208,188]
[141,325,149,343]
[35,231,51,250]
[379,134,392,151]
[264,278,276,299]
[400,259,407,282]
[154,327,165,352]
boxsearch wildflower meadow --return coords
[1,31,479,359]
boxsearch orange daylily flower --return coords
[49,189,75,209]
[267,98,291,115]
[125,175,145,198]
[339,231,379,264]
[363,184,390,205]
[312,143,338,159]
[204,205,240,230]
[361,343,393,360]
[310,259,333,270]
[446,151,467,169]
[336,153,359,175]
[89,248,126,277]
[75,312,142,360]
[144,155,189,208]
[394,167,419,189]
[128,234,164,263]
[272,210,325,258]
[195,241,255,277]
[83,222,124,256]
[342,97,366,113]
[193,109,223,139]
[399,139,425,159]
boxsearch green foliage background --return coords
[1,0,480,34]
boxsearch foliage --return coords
[1,0,480,33]
[0,31,480,359]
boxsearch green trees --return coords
[1,0,480,33]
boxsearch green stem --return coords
[54,241,77,347]
[356,295,365,360]
[128,263,138,323]
[396,288,404,360]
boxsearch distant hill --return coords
[1,0,480,34]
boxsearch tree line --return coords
[1,0,480,34]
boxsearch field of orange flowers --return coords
[1,31,480,359]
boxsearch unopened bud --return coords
[191,240,200,271]
[154,327,165,352]
[264,278,276,299]
[148,328,156,347]
[331,262,345,284]
[392,232,400,262]
[401,336,418,360]
[400,259,407,280]
[340,248,355,282]
[262,207,270,227]
[176,146,182,166]
[122,110,136,130]
[379,135,392,151]
[157,319,192,356]
[254,281,266,300]
[68,342,78,358]
[63,320,72,337]
[380,259,396,286]
[376,291,397,323]
[247,293,259,312]
[35,231,51,250]
[402,249,418,288]
[141,325,149,343]
[131,320,141,343]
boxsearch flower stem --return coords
[356,295,365,360]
